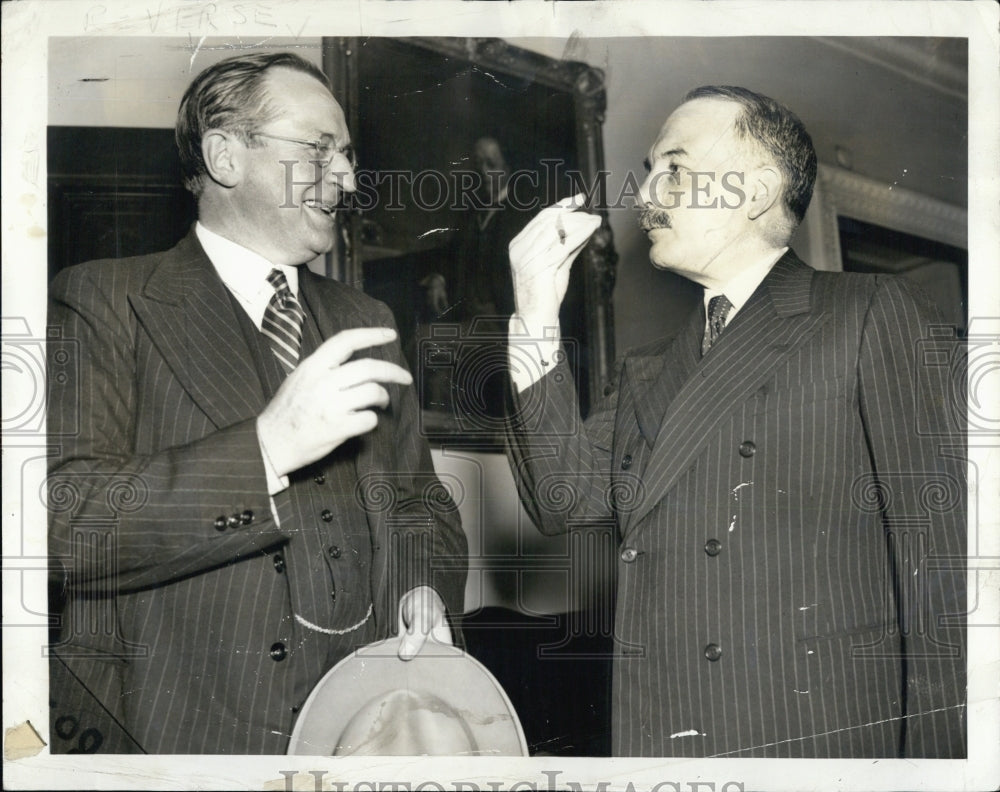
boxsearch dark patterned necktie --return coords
[701,294,733,356]
[261,269,306,375]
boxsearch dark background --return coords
[47,126,196,281]
[353,38,592,423]
[838,216,968,334]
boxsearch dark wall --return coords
[47,127,196,281]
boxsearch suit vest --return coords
[228,286,377,708]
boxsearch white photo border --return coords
[3,1,998,790]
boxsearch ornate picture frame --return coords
[322,37,618,442]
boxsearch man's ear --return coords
[201,129,243,188]
[746,165,782,221]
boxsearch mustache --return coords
[638,207,671,232]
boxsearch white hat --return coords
[287,637,528,756]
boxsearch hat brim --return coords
[287,638,529,756]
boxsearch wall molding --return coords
[804,164,968,271]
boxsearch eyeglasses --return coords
[252,132,357,169]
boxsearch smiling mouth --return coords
[304,198,337,216]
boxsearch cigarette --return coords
[556,213,567,244]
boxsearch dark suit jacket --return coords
[47,230,467,753]
[507,251,966,758]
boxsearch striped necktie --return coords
[701,294,733,356]
[261,269,306,375]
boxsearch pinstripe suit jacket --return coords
[47,230,467,754]
[507,251,966,757]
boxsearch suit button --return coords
[621,454,633,470]
[214,515,227,531]
[226,514,241,529]
[241,510,254,525]
[269,642,287,662]
[320,509,333,522]
[620,547,638,563]
[603,384,614,397]
[313,474,326,485]
[739,441,756,458]
[273,553,285,573]
[704,643,722,661]
[704,538,722,557]
[328,545,341,559]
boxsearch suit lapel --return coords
[616,308,701,536]
[299,269,381,483]
[620,305,702,449]
[624,252,831,534]
[298,268,343,341]
[130,230,267,429]
[622,355,665,446]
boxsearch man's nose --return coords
[325,156,357,194]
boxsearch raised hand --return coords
[257,327,412,476]
[508,194,602,326]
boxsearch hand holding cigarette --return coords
[555,212,567,244]
[508,194,602,324]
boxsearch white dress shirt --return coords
[702,246,788,325]
[196,222,301,323]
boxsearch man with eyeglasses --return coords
[47,51,468,754]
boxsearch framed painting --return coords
[322,37,618,442]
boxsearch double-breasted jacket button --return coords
[273,553,285,573]
[328,545,342,559]
[320,509,334,522]
[313,474,326,485]
[214,515,227,531]
[704,538,722,557]
[240,510,254,525]
[621,454,633,470]
[704,643,722,661]
[226,514,241,529]
[269,642,287,662]
[738,441,756,458]
[620,547,638,563]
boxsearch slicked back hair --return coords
[683,85,817,227]
[176,52,331,195]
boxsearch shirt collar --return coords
[703,246,788,320]
[195,222,300,330]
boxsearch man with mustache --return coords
[47,51,467,754]
[505,86,965,757]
